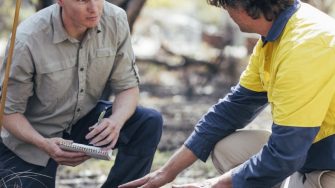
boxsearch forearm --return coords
[2,113,47,150]
[110,86,139,127]
[185,84,268,161]
[160,145,198,181]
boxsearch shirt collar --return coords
[52,4,102,44]
[262,0,300,44]
[52,4,68,44]
[86,22,102,40]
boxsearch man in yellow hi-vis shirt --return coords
[120,0,335,187]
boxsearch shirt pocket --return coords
[96,48,116,58]
[87,48,116,98]
[91,48,117,65]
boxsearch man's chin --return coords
[85,19,100,28]
[86,23,99,29]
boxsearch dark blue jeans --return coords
[0,101,163,188]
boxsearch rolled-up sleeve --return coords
[1,40,34,114]
[109,10,139,93]
[184,84,268,161]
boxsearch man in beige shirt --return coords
[0,0,163,187]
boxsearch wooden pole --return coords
[0,0,22,129]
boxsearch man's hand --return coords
[42,137,90,166]
[86,86,139,150]
[119,146,199,188]
[172,172,232,188]
[118,170,175,188]
[85,118,122,149]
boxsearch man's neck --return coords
[61,9,87,41]
[256,19,273,37]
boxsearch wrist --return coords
[218,171,233,187]
[156,168,176,185]
[160,166,178,183]
[107,115,124,129]
[35,137,50,152]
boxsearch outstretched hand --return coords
[120,146,201,188]
[119,170,174,188]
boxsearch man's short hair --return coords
[207,0,295,21]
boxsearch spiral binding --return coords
[59,141,113,160]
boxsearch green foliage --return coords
[0,0,35,38]
[0,0,16,37]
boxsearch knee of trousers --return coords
[211,130,271,174]
[140,108,163,145]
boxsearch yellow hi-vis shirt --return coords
[240,3,335,143]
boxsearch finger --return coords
[60,138,74,144]
[111,134,118,148]
[173,182,213,188]
[86,125,103,140]
[102,139,115,150]
[51,137,68,145]
[172,184,197,188]
[57,149,87,158]
[94,133,114,147]
[58,155,89,163]
[118,176,149,188]
[100,133,119,150]
[60,161,83,167]
[58,155,90,165]
[85,123,107,140]
[71,156,90,166]
[88,123,98,131]
[90,128,111,145]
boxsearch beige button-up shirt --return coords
[0,2,139,166]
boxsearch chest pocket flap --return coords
[96,48,116,58]
[35,57,77,74]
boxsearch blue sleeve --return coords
[232,124,320,188]
[184,84,268,161]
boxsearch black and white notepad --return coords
[59,141,113,161]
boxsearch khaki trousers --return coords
[211,130,335,188]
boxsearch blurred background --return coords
[0,0,335,187]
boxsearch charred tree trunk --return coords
[107,0,147,32]
[34,0,54,11]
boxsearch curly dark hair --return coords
[207,0,295,21]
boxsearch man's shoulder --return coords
[16,4,55,42]
[288,3,335,35]
[102,2,127,20]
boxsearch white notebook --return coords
[59,141,113,161]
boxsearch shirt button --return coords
[80,67,84,71]
[80,89,84,93]
[77,108,81,112]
